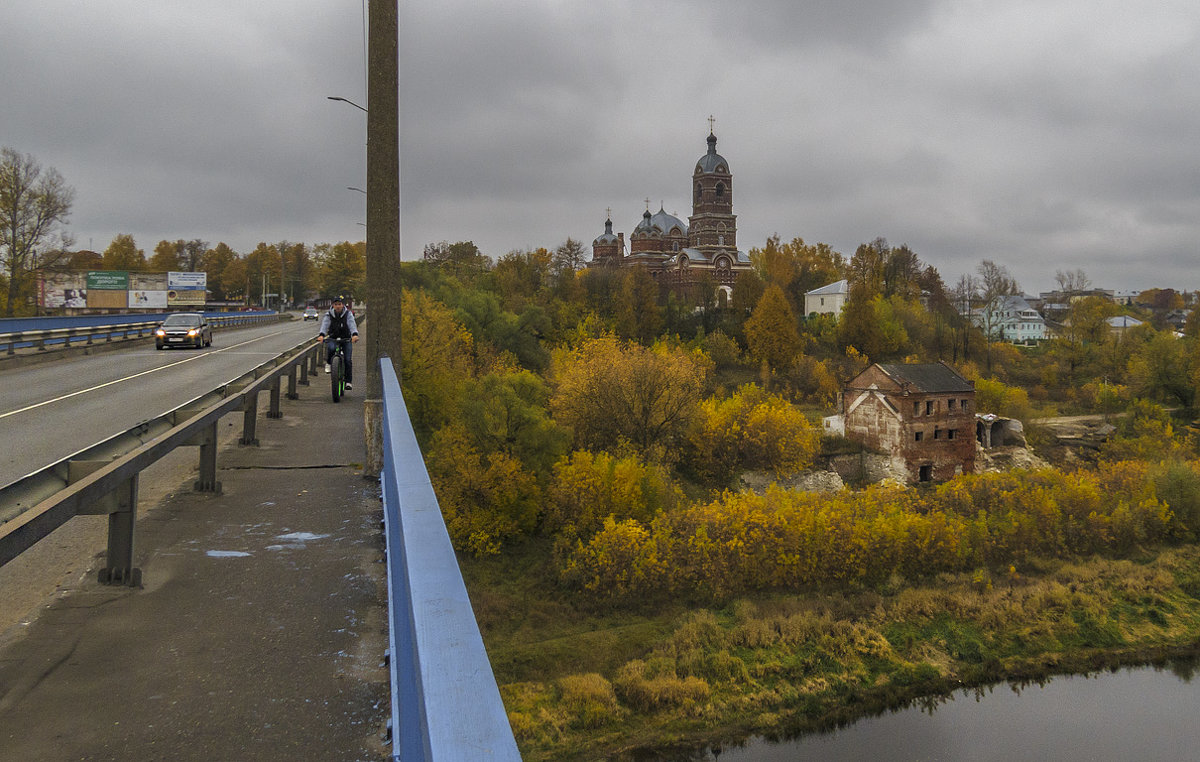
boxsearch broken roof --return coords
[875,362,974,393]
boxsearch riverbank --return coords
[467,543,1200,760]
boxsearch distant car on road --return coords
[155,312,212,349]
[303,307,319,321]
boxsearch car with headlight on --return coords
[155,312,212,349]
[303,307,319,321]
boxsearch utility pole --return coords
[363,0,402,477]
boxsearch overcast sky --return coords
[4,0,1198,293]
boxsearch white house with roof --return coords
[976,294,1047,343]
[1107,315,1144,334]
[804,279,849,318]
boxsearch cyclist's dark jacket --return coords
[319,307,358,340]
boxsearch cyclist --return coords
[316,297,360,389]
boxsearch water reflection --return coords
[690,658,1200,761]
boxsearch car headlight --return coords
[156,329,165,336]
[187,329,198,336]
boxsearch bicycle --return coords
[327,339,348,402]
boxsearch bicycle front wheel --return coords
[331,354,344,402]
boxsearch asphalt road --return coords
[0,316,322,488]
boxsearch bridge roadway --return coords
[0,316,322,488]
[0,324,390,760]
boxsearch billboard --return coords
[168,271,207,290]
[87,289,127,309]
[87,271,129,290]
[130,290,169,309]
[167,289,206,306]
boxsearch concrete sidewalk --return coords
[0,376,390,760]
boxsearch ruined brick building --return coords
[590,129,753,295]
[837,362,977,483]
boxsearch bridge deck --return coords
[0,380,389,760]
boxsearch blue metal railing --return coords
[0,311,277,353]
[379,358,521,761]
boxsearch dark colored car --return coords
[155,312,212,349]
[303,307,319,321]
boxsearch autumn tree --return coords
[425,423,541,555]
[545,450,678,537]
[423,240,490,282]
[149,239,183,272]
[313,241,365,301]
[1,148,74,315]
[457,370,569,475]
[493,248,552,311]
[401,288,476,437]
[838,291,908,361]
[684,384,820,484]
[729,269,764,314]
[101,234,147,272]
[201,243,241,301]
[179,239,207,271]
[550,335,708,461]
[67,250,102,271]
[744,284,802,377]
[551,237,587,281]
[1126,331,1195,408]
[749,234,846,314]
[615,266,662,344]
[1055,268,1091,296]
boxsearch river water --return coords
[703,661,1200,761]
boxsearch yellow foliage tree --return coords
[400,288,475,437]
[425,423,541,555]
[744,284,802,376]
[685,385,819,483]
[546,450,679,537]
[550,335,708,461]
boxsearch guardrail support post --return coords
[287,364,299,400]
[299,355,310,386]
[99,475,141,587]
[193,423,222,493]
[310,349,319,377]
[241,392,259,446]
[268,376,283,418]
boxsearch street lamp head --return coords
[327,95,368,113]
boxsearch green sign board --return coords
[87,271,129,290]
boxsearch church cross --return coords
[708,115,715,133]
[606,206,612,221]
[644,197,651,211]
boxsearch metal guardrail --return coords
[1,312,279,355]
[0,337,323,582]
[379,357,521,760]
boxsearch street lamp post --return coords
[329,3,401,477]
[362,0,402,477]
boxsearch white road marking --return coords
[0,330,293,421]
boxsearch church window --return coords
[695,184,702,201]
[716,183,725,199]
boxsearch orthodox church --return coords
[590,129,753,295]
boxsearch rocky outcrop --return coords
[740,469,846,495]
